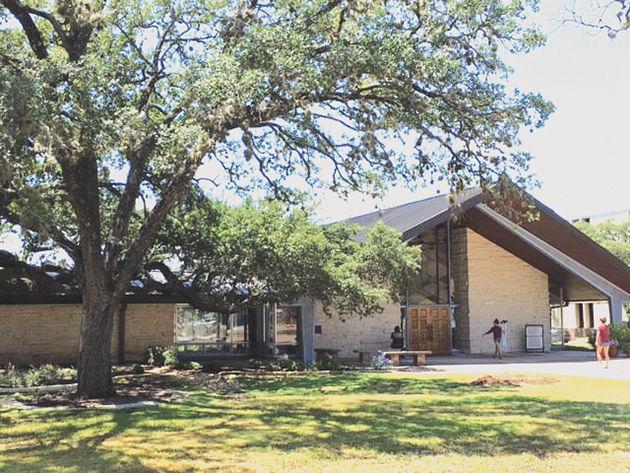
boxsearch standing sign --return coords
[525,324,544,352]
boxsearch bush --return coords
[314,353,341,371]
[270,355,303,371]
[609,322,630,346]
[163,348,179,367]
[145,346,166,366]
[0,364,76,388]
[370,352,393,370]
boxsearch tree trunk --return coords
[76,290,118,398]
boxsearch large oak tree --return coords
[0,0,551,397]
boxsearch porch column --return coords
[300,298,315,365]
[609,294,625,323]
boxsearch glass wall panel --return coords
[408,225,449,305]
[175,305,249,353]
[275,305,300,356]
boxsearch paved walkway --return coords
[401,350,630,380]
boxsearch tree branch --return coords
[1,0,49,59]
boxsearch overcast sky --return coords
[314,0,630,222]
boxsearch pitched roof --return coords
[344,187,484,241]
[343,186,630,298]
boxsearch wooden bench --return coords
[382,351,431,366]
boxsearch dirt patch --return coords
[470,375,558,387]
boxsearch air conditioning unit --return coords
[525,324,544,352]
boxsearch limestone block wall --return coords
[465,229,551,353]
[313,300,401,359]
[124,304,176,361]
[0,303,175,365]
[451,228,471,352]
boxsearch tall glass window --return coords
[408,225,449,305]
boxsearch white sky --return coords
[313,0,630,222]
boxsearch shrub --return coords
[370,352,393,370]
[145,346,166,366]
[609,322,630,345]
[0,364,76,388]
[163,347,179,367]
[270,355,303,371]
[315,353,341,371]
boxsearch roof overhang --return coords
[475,204,630,304]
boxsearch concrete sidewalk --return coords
[403,350,630,380]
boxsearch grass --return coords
[552,337,595,352]
[1,372,629,472]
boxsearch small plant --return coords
[0,364,76,388]
[270,355,303,371]
[131,364,145,375]
[315,353,341,371]
[609,322,630,356]
[145,346,166,366]
[609,322,630,346]
[163,347,179,367]
[370,351,393,370]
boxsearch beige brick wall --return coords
[465,229,551,353]
[0,303,175,365]
[314,300,401,359]
[123,304,176,361]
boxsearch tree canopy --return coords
[0,0,551,396]
[147,199,421,316]
[574,219,630,266]
[1,199,421,316]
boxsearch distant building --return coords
[553,209,630,343]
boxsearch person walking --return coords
[595,317,611,369]
[483,319,503,360]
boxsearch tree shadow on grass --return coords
[237,373,489,396]
[1,374,629,472]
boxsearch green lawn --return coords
[1,372,629,472]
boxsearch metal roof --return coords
[344,188,484,241]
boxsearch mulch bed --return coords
[16,370,188,408]
[470,374,558,387]
[13,368,250,408]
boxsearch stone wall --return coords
[451,227,471,352]
[465,229,551,353]
[313,300,401,359]
[124,304,177,361]
[0,303,176,365]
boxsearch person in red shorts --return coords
[483,318,503,360]
[595,317,611,369]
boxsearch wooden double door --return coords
[407,305,451,355]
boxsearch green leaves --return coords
[0,0,549,290]
[574,220,630,266]
[154,199,420,317]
